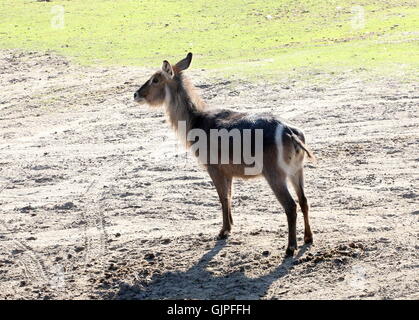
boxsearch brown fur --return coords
[134,53,314,256]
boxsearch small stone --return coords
[349,242,356,248]
[54,202,75,210]
[74,246,85,253]
[305,255,314,261]
[144,253,155,260]
[338,244,348,250]
[262,250,270,257]
[20,205,35,213]
[108,264,117,271]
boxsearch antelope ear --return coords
[175,52,193,71]
[162,60,174,78]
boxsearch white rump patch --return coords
[275,124,303,176]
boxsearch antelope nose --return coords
[134,92,138,99]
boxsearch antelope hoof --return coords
[217,229,230,240]
[304,234,313,244]
[285,246,296,257]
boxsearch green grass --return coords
[0,0,418,79]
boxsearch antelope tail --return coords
[290,133,316,163]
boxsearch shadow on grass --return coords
[107,239,311,300]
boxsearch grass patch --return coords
[0,0,418,79]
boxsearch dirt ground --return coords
[0,50,417,300]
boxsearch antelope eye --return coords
[152,77,159,84]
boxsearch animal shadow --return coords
[109,239,310,299]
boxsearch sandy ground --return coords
[0,50,418,300]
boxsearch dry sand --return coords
[0,50,418,299]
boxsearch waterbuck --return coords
[134,53,315,256]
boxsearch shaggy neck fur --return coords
[164,73,206,134]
